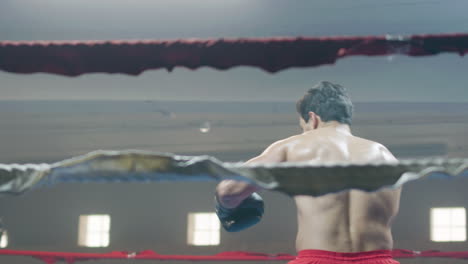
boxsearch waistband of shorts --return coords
[297,249,393,261]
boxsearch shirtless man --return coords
[215,81,401,264]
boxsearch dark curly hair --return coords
[296,81,353,125]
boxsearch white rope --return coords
[0,150,467,196]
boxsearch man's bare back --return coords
[216,123,401,252]
[285,124,401,252]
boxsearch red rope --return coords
[0,33,467,77]
[1,249,468,264]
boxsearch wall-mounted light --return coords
[0,231,8,248]
[78,214,111,247]
[187,212,220,246]
[430,207,466,242]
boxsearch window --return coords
[431,207,466,242]
[0,231,8,248]
[78,215,111,247]
[187,212,220,246]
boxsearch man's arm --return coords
[214,139,288,232]
[216,139,288,208]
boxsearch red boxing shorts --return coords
[288,249,399,264]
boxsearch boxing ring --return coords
[1,33,468,263]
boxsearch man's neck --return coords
[317,121,351,134]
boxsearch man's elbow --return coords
[216,181,253,208]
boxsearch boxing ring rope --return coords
[1,150,467,196]
[1,249,468,264]
[0,33,467,76]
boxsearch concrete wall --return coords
[0,101,467,264]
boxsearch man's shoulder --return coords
[274,134,303,145]
[353,136,384,148]
[350,136,397,162]
[266,134,308,154]
[357,137,396,162]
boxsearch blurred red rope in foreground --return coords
[0,33,467,77]
[1,249,468,264]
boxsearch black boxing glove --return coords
[215,192,264,232]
